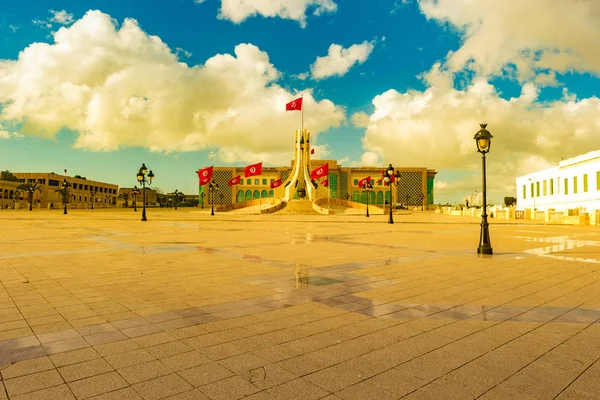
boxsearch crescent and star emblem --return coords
[250,167,256,173]
[317,169,322,175]
[202,171,208,177]
[291,101,296,107]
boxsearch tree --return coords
[74,175,87,180]
[54,187,69,206]
[1,170,19,182]
[504,196,517,207]
[118,192,129,208]
[154,187,167,207]
[17,182,42,211]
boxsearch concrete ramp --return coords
[274,200,321,215]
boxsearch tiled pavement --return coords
[0,209,599,399]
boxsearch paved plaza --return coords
[0,209,599,399]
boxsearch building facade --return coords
[201,159,437,208]
[117,188,158,207]
[516,149,600,212]
[11,172,119,208]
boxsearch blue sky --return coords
[1,0,599,203]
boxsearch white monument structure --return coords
[516,149,600,213]
[283,129,316,201]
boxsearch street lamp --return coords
[382,164,401,224]
[136,163,154,222]
[200,192,205,209]
[131,186,140,212]
[90,189,96,210]
[364,181,373,217]
[208,179,219,216]
[60,179,71,215]
[173,189,182,210]
[474,123,493,255]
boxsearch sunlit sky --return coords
[1,0,600,203]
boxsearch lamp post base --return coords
[477,218,493,254]
[141,208,147,221]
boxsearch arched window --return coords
[237,190,245,202]
[261,190,268,198]
[360,191,367,204]
[269,190,274,197]
[370,191,376,203]
[351,191,359,202]
[376,191,383,206]
[245,190,252,201]
[385,190,391,204]
[253,190,260,199]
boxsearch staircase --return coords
[274,200,321,215]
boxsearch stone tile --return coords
[336,381,398,400]
[4,369,64,397]
[198,375,260,400]
[105,349,156,369]
[0,356,54,379]
[67,372,128,399]
[131,373,193,400]
[9,384,75,400]
[58,359,114,382]
[163,389,210,400]
[118,360,173,385]
[178,362,234,387]
[43,336,90,355]
[50,348,101,368]
[267,378,330,400]
[121,324,163,338]
[87,387,143,400]
[305,364,365,392]
[133,332,176,348]
[160,351,211,372]
[146,341,193,359]
[94,340,141,357]
[201,342,246,360]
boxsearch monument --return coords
[282,129,317,202]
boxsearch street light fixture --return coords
[136,163,154,222]
[131,186,140,212]
[382,164,402,224]
[208,179,219,216]
[173,189,182,210]
[60,179,71,215]
[474,123,493,255]
[364,181,373,217]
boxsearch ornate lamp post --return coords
[382,164,401,224]
[474,123,493,255]
[60,180,71,215]
[208,179,219,216]
[200,192,205,209]
[173,189,182,210]
[131,186,140,212]
[136,163,154,222]
[364,181,373,217]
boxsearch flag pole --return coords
[301,94,304,134]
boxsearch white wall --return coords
[516,150,600,212]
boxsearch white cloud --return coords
[0,10,345,162]
[419,0,600,83]
[218,0,337,28]
[50,10,74,25]
[360,151,379,166]
[310,41,375,80]
[350,111,369,128]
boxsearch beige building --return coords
[201,160,437,208]
[117,188,158,207]
[10,172,119,209]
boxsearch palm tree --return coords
[118,192,129,208]
[54,187,68,207]
[17,182,42,211]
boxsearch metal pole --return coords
[63,192,67,215]
[141,182,147,221]
[366,189,370,217]
[388,184,393,224]
[477,153,492,254]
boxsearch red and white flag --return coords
[321,179,329,188]
[310,163,329,180]
[358,176,371,188]
[197,166,213,186]
[244,162,262,178]
[270,178,283,189]
[228,176,241,186]
[311,148,315,154]
[64,169,67,173]
[286,97,302,111]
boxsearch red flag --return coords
[64,169,67,173]
[311,148,315,154]
[228,176,241,186]
[286,97,302,111]
[322,179,329,188]
[270,178,283,189]
[244,162,262,178]
[358,176,371,188]
[197,166,213,186]
[310,163,329,180]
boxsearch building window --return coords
[49,179,59,186]
[583,174,588,192]
[530,183,534,197]
[522,185,526,199]
[573,176,578,194]
[254,179,259,185]
[246,179,251,185]
[597,172,600,190]
[536,182,540,197]
[550,179,554,195]
[262,179,267,185]
[378,181,382,186]
[84,185,88,190]
[354,179,358,185]
[564,178,568,195]
[543,181,547,196]
[270,179,274,184]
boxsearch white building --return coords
[516,149,600,213]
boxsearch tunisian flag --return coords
[321,179,329,188]
[358,176,371,188]
[228,176,241,186]
[286,97,302,111]
[244,162,262,178]
[197,166,213,186]
[310,163,329,180]
[270,178,283,189]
